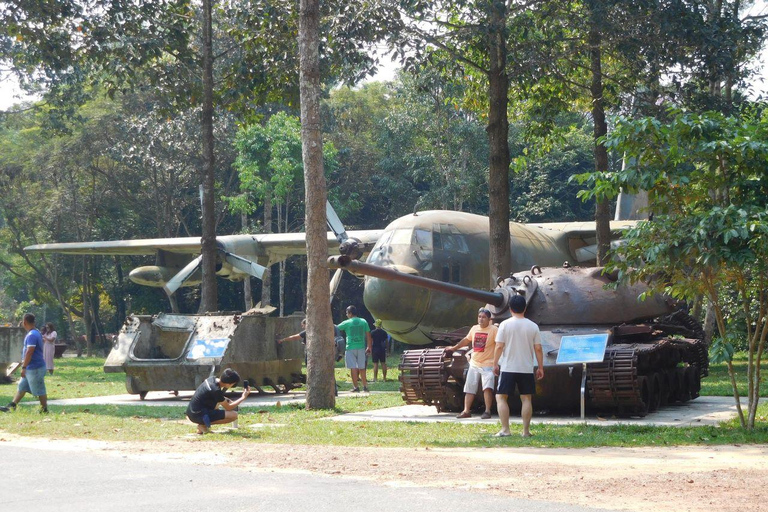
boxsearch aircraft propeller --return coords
[160,200,359,300]
[325,200,364,301]
[162,248,267,298]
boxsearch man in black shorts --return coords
[370,319,389,382]
[186,368,250,434]
[493,295,544,437]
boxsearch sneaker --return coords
[0,402,16,412]
[351,387,360,393]
[0,406,9,413]
[363,387,369,393]
[39,407,49,414]
[480,411,492,419]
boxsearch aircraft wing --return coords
[23,229,385,261]
[526,220,637,234]
[23,238,203,256]
[524,220,638,264]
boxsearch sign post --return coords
[555,333,610,421]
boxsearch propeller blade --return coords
[222,251,266,279]
[326,200,348,243]
[329,267,344,303]
[163,255,203,296]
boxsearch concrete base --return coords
[45,393,738,427]
[330,396,738,427]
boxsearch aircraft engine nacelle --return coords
[129,265,202,288]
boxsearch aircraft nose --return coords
[363,276,432,344]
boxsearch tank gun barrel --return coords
[328,255,506,308]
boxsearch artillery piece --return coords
[329,255,707,417]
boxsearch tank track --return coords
[398,348,463,412]
[400,315,707,416]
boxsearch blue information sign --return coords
[555,334,609,365]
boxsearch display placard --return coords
[555,333,609,365]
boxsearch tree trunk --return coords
[487,0,511,286]
[588,5,611,265]
[242,211,253,311]
[261,194,272,307]
[278,204,285,316]
[299,0,335,409]
[82,261,92,357]
[114,257,127,327]
[199,0,218,313]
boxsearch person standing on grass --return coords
[370,319,389,382]
[42,322,57,375]
[185,368,250,434]
[336,305,372,393]
[493,295,544,438]
[1,313,48,413]
[278,318,339,396]
[447,307,499,420]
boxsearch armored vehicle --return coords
[105,309,305,398]
[0,326,25,383]
[330,256,707,417]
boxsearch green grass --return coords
[2,354,767,447]
[700,352,767,397]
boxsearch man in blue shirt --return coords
[1,313,48,413]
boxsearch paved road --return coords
[1,443,612,512]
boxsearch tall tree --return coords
[200,0,217,312]
[299,0,335,409]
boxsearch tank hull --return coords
[0,326,25,383]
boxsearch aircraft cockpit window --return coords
[433,224,469,253]
[413,229,432,249]
[390,228,413,245]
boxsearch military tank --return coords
[329,256,707,417]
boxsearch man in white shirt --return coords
[493,295,544,437]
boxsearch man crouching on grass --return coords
[186,368,250,434]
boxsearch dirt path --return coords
[3,434,766,511]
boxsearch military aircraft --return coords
[24,203,636,345]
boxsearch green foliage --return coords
[576,106,768,428]
[709,335,736,365]
[227,111,337,221]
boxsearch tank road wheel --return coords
[675,368,691,402]
[686,366,701,399]
[637,376,651,417]
[648,373,663,412]
[663,370,677,405]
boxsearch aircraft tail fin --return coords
[614,191,649,221]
